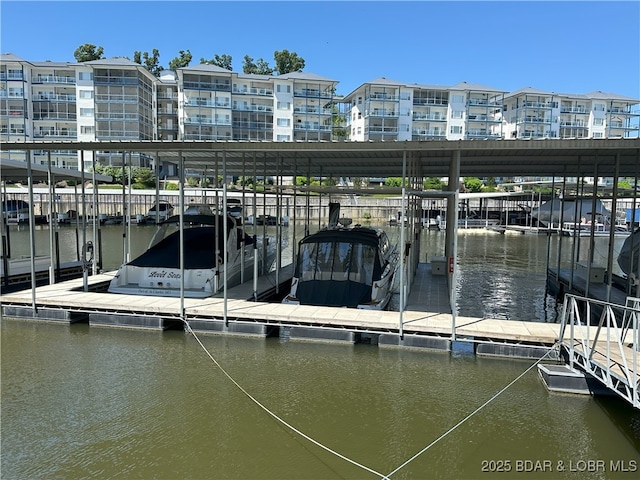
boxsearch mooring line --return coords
[182,320,387,479]
[384,344,559,478]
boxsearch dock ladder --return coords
[558,294,639,409]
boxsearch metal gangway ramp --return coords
[558,294,640,409]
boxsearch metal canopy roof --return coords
[0,158,113,183]
[3,138,639,179]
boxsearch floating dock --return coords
[1,262,561,361]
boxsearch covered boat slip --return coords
[2,139,639,406]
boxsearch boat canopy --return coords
[294,227,387,307]
[130,214,254,269]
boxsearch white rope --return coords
[182,320,387,479]
[384,344,558,478]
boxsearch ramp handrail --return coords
[558,294,639,409]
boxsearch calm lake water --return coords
[2,223,639,479]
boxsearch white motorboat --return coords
[108,213,276,298]
[282,225,399,309]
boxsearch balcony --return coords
[33,112,76,120]
[1,108,25,117]
[232,86,273,96]
[559,120,587,128]
[33,93,76,102]
[93,76,139,85]
[368,109,397,117]
[413,98,448,106]
[293,122,331,131]
[412,113,445,121]
[182,133,230,141]
[522,101,556,109]
[0,72,24,81]
[560,106,588,114]
[95,94,139,103]
[95,112,139,120]
[183,81,231,91]
[157,92,178,100]
[467,114,488,121]
[34,129,77,138]
[32,75,76,85]
[294,88,332,99]
[232,103,273,113]
[368,93,398,101]
[412,128,445,137]
[232,120,272,129]
[366,125,398,133]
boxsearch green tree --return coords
[200,54,232,70]
[169,50,192,70]
[463,177,483,193]
[424,177,444,190]
[133,49,163,77]
[618,179,633,190]
[133,167,155,188]
[295,176,310,186]
[273,49,305,74]
[74,43,105,62]
[242,55,274,75]
[384,177,404,187]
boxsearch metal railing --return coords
[558,294,639,408]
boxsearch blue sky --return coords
[1,1,639,98]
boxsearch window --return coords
[593,132,603,138]
[452,111,463,119]
[78,72,93,81]
[277,118,290,127]
[450,125,462,134]
[593,118,603,126]
[276,84,290,93]
[594,103,605,112]
[81,126,94,134]
[452,94,464,103]
[80,108,94,117]
[276,134,290,141]
[277,101,290,110]
[79,90,93,99]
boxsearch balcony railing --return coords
[183,81,231,91]
[0,91,24,98]
[293,106,332,115]
[412,113,445,121]
[368,109,397,117]
[232,86,273,96]
[366,126,398,133]
[1,109,25,117]
[413,98,448,106]
[95,112,139,120]
[95,94,139,103]
[33,112,76,120]
[34,129,77,138]
[182,133,230,141]
[157,92,178,100]
[33,93,76,102]
[94,76,139,85]
[32,75,76,85]
[560,106,588,114]
[293,122,331,131]
[0,72,24,81]
[412,128,445,136]
[233,120,272,129]
[294,89,332,99]
[232,103,273,112]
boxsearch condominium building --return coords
[501,87,640,139]
[1,53,639,172]
[340,79,507,141]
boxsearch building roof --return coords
[276,71,338,83]
[449,81,506,93]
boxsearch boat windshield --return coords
[298,241,376,285]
